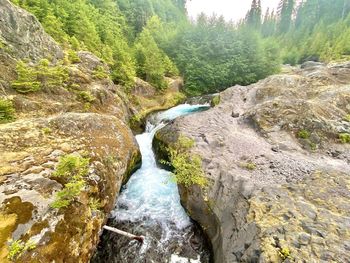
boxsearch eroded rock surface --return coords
[0,1,142,262]
[155,63,350,262]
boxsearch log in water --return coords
[92,104,211,263]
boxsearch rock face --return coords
[0,0,63,62]
[155,63,350,262]
[0,1,142,262]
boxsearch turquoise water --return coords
[93,104,211,263]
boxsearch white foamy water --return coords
[112,104,210,230]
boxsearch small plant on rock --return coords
[51,179,86,209]
[344,114,350,122]
[297,129,310,139]
[93,65,109,79]
[8,239,36,260]
[11,61,40,93]
[241,161,257,171]
[53,154,89,179]
[77,91,95,103]
[0,98,15,124]
[67,50,80,64]
[212,95,220,106]
[279,247,292,260]
[163,136,207,188]
[339,133,350,144]
[41,127,52,135]
[89,197,101,212]
[51,154,90,209]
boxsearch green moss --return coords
[164,136,207,188]
[297,129,311,139]
[93,65,109,79]
[88,197,101,212]
[344,114,350,122]
[41,127,52,135]
[0,99,15,124]
[8,239,36,260]
[241,161,257,171]
[339,133,350,144]
[279,247,292,260]
[77,91,95,103]
[211,95,220,106]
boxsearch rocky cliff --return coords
[0,0,182,262]
[155,62,350,262]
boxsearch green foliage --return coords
[89,197,101,212]
[212,95,220,106]
[11,61,40,93]
[51,179,85,209]
[297,130,311,139]
[170,16,280,95]
[8,239,36,260]
[0,99,15,124]
[344,114,350,122]
[51,155,89,209]
[134,26,172,90]
[93,66,109,79]
[279,247,292,260]
[165,136,208,188]
[241,161,257,171]
[339,133,350,144]
[41,127,52,135]
[53,154,89,179]
[11,60,68,93]
[67,50,80,63]
[77,91,95,103]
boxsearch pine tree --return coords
[278,0,295,33]
[246,0,262,29]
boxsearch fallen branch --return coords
[103,225,144,243]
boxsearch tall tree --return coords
[278,0,295,33]
[246,0,262,29]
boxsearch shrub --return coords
[212,95,220,106]
[8,239,36,260]
[77,91,95,103]
[50,179,85,209]
[93,65,109,79]
[67,50,81,64]
[164,136,207,188]
[339,133,350,143]
[297,129,311,139]
[11,61,40,93]
[51,154,89,209]
[0,99,15,124]
[11,60,69,94]
[89,197,101,212]
[53,154,89,179]
[344,114,350,122]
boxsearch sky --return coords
[186,0,281,22]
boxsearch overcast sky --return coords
[186,0,281,22]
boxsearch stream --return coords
[92,104,212,263]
